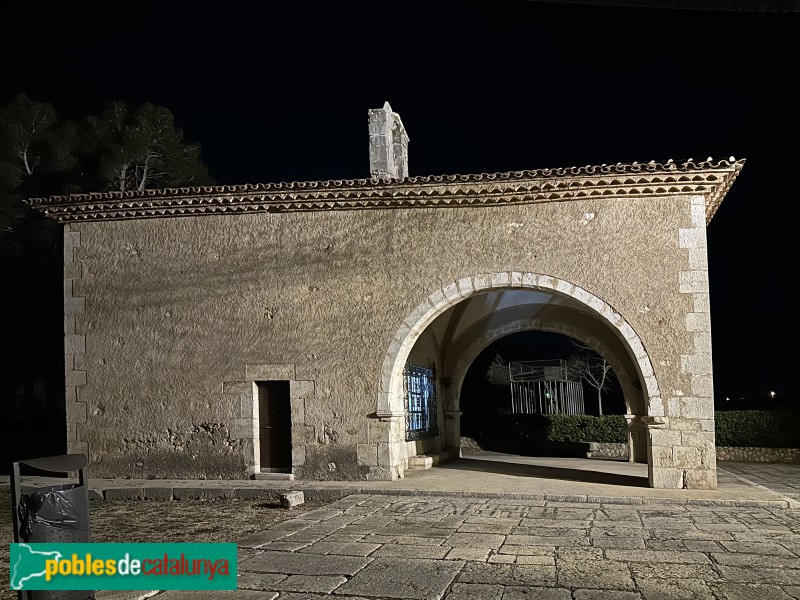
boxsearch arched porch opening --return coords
[457,329,637,462]
[373,272,660,484]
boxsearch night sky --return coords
[3,2,798,402]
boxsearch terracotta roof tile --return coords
[25,157,744,224]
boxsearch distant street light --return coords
[770,391,776,399]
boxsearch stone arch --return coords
[441,312,649,463]
[377,272,661,420]
[446,316,640,417]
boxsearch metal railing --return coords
[509,360,585,416]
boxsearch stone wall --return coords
[716,446,800,463]
[468,439,800,465]
[587,442,629,460]
[62,192,714,486]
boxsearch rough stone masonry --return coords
[26,104,744,489]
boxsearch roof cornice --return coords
[24,157,744,225]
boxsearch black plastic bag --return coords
[18,483,90,542]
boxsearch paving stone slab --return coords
[645,540,686,551]
[464,516,519,526]
[324,534,368,544]
[649,529,733,541]
[441,583,505,599]
[271,574,347,593]
[694,523,751,532]
[572,590,643,600]
[395,536,449,546]
[525,519,592,529]
[594,510,642,521]
[716,566,800,585]
[590,536,646,549]
[287,532,335,543]
[257,540,312,552]
[297,541,342,554]
[784,586,800,598]
[154,592,278,599]
[444,533,506,548]
[274,594,373,600]
[444,547,491,562]
[639,517,694,529]
[590,524,650,536]
[487,554,515,564]
[500,545,556,557]
[237,572,288,590]
[711,552,800,569]
[328,542,382,557]
[556,559,635,591]
[556,547,604,561]
[513,526,588,537]
[502,586,572,599]
[333,557,464,599]
[505,534,589,547]
[95,592,160,600]
[683,540,722,552]
[719,541,797,555]
[636,578,716,600]
[372,545,450,559]
[456,521,516,534]
[240,550,370,576]
[515,554,555,565]
[380,524,456,538]
[710,582,799,600]
[628,563,721,580]
[295,508,345,521]
[604,549,710,564]
[456,562,557,587]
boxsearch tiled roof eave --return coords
[25,158,745,225]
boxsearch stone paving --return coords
[143,492,800,599]
[719,462,800,505]
[6,457,800,599]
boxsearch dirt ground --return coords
[1,486,327,600]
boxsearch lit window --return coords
[404,364,438,441]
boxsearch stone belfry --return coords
[368,102,409,180]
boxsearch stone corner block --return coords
[650,467,684,489]
[64,334,86,355]
[684,468,717,490]
[357,443,379,466]
[66,370,88,386]
[365,466,399,481]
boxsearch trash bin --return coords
[10,453,94,600]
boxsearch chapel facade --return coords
[27,103,744,489]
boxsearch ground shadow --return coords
[438,456,649,488]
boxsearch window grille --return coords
[403,364,438,441]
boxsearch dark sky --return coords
[2,2,798,401]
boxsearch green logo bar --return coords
[10,543,237,590]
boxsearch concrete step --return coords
[253,470,295,481]
[408,452,450,470]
